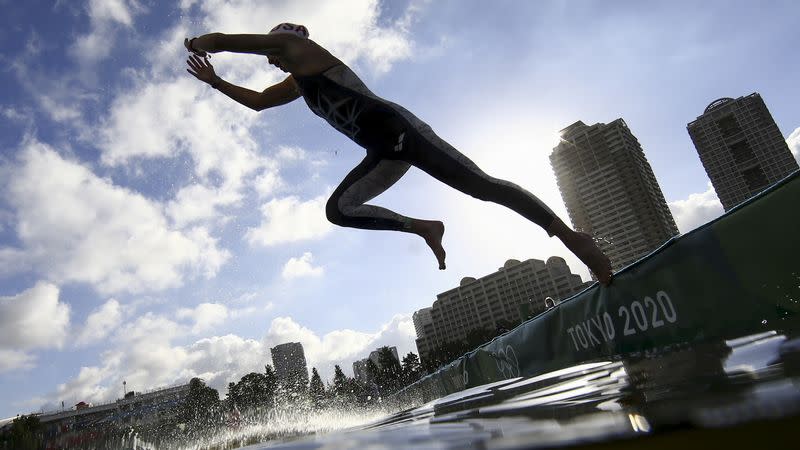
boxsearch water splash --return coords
[167,403,392,450]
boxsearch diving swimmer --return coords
[184,23,613,285]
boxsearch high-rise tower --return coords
[270,342,309,393]
[550,119,678,272]
[687,93,798,211]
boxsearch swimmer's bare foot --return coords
[548,218,613,285]
[410,219,446,270]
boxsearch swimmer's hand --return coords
[184,37,208,57]
[186,55,220,87]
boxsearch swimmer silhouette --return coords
[184,23,612,285]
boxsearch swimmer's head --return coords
[269,23,309,39]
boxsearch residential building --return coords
[550,119,679,272]
[352,346,400,382]
[414,257,588,364]
[29,383,190,449]
[687,93,798,211]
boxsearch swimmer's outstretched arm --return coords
[185,55,300,111]
[186,33,294,57]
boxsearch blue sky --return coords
[1,0,798,418]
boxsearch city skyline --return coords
[1,0,799,419]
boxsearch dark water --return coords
[237,329,800,449]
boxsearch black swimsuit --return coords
[293,64,557,233]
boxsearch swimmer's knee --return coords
[325,198,345,226]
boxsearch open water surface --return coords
[174,328,800,450]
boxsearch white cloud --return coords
[253,168,284,198]
[97,75,277,227]
[71,0,143,65]
[55,365,115,408]
[276,145,308,162]
[245,194,333,246]
[787,127,800,164]
[281,252,324,280]
[668,182,724,233]
[184,0,418,75]
[263,314,418,379]
[183,335,266,387]
[99,78,252,167]
[1,106,32,124]
[0,282,71,373]
[88,0,136,25]
[75,299,123,347]
[0,350,37,373]
[166,183,243,228]
[177,302,229,334]
[1,140,230,294]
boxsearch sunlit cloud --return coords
[183,0,419,75]
[71,0,144,65]
[0,282,71,373]
[281,252,325,280]
[263,314,418,380]
[75,299,123,347]
[1,140,230,295]
[245,194,333,246]
[668,182,724,233]
[787,127,800,164]
[177,302,230,334]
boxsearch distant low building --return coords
[414,257,589,364]
[34,383,190,449]
[352,346,400,382]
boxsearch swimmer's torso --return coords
[293,65,433,154]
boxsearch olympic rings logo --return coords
[493,345,520,378]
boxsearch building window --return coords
[716,114,742,137]
[741,166,770,192]
[729,140,756,165]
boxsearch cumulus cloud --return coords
[787,127,800,164]
[166,183,243,228]
[263,314,418,380]
[276,145,308,162]
[668,182,724,233]
[75,299,123,347]
[0,282,71,373]
[0,140,230,295]
[177,302,229,334]
[245,195,333,246]
[282,252,324,280]
[184,0,418,75]
[97,76,276,228]
[71,0,143,65]
[55,365,116,408]
[0,350,37,373]
[182,335,266,387]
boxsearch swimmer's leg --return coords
[405,129,611,283]
[327,154,447,269]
